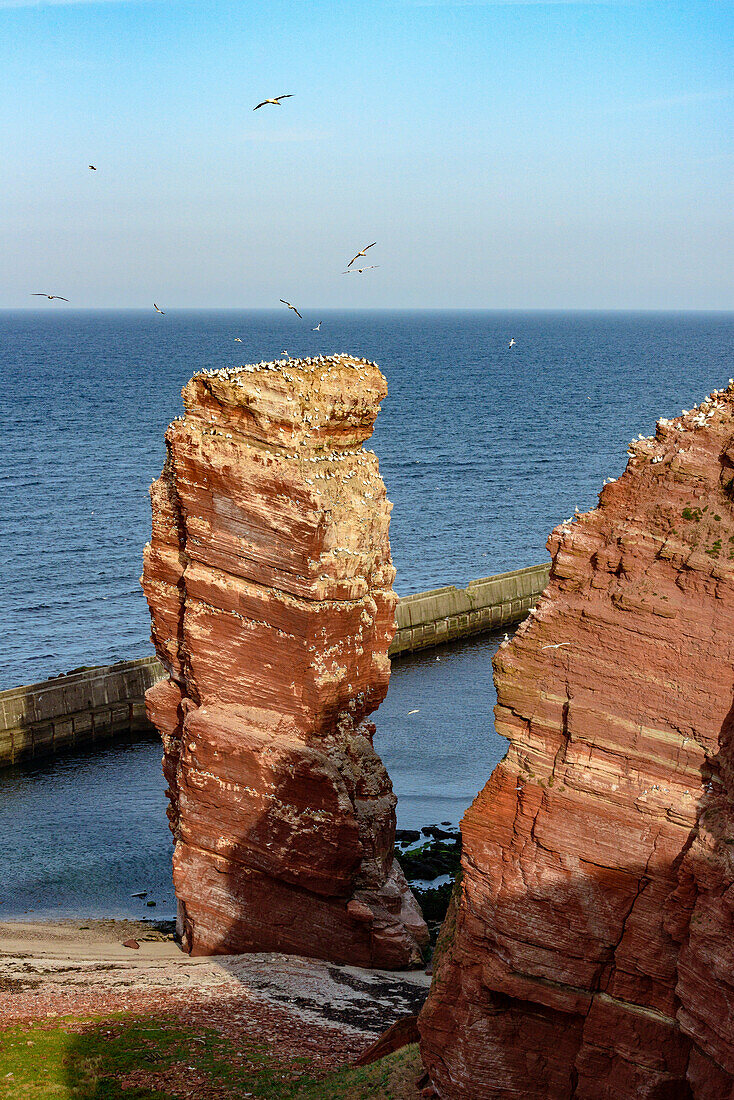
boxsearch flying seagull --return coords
[234,337,243,342]
[312,321,322,331]
[342,265,380,275]
[509,338,516,348]
[153,303,165,314]
[347,242,376,268]
[280,299,302,319]
[31,293,69,301]
[88,165,96,171]
[254,94,293,110]
[541,642,571,650]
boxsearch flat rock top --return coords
[180,354,388,449]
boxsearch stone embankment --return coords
[142,354,429,967]
[0,565,548,769]
[392,563,548,654]
[419,385,734,1098]
[0,657,160,768]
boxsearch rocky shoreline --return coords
[419,383,734,1098]
[394,824,461,950]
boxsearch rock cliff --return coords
[142,355,428,967]
[419,385,734,1098]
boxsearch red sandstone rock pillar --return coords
[419,385,734,1098]
[142,355,428,968]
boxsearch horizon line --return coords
[2,305,733,315]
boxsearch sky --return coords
[0,0,732,309]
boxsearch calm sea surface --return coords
[1,309,732,918]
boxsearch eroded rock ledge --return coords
[142,355,428,968]
[419,385,734,1098]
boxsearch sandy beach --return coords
[0,919,429,1062]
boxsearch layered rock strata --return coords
[142,355,428,967]
[420,385,734,1098]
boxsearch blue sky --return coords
[1,0,732,308]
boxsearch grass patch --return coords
[0,1018,422,1099]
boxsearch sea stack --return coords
[419,386,734,1097]
[142,355,428,967]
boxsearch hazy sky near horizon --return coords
[1,0,732,309]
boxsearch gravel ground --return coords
[0,919,431,1070]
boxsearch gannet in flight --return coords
[509,338,516,348]
[153,303,165,314]
[31,293,69,301]
[342,265,380,275]
[312,321,322,331]
[541,642,571,650]
[254,94,293,110]
[280,299,302,319]
[347,242,376,268]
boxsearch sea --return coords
[1,309,732,919]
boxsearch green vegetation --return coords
[412,880,454,924]
[395,837,460,883]
[428,870,462,984]
[395,833,461,946]
[0,1018,422,1099]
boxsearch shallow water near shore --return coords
[0,633,504,921]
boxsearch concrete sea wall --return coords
[0,658,162,769]
[0,562,550,769]
[392,562,550,655]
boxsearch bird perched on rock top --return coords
[31,293,69,301]
[280,299,302,319]
[254,94,293,110]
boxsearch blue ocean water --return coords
[1,308,732,691]
[0,631,502,919]
[1,309,732,919]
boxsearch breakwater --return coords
[0,562,550,769]
[392,562,549,654]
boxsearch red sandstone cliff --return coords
[419,386,734,1098]
[142,355,428,967]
